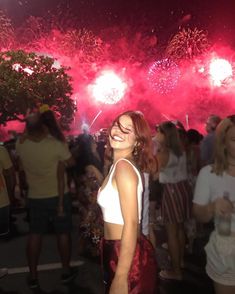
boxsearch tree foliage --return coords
[0,50,76,130]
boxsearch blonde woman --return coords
[156,121,192,280]
[193,115,235,294]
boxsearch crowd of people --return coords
[0,107,234,294]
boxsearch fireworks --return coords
[0,10,15,48]
[18,9,104,66]
[166,28,209,61]
[90,70,127,104]
[209,58,233,86]
[147,59,181,94]
[58,29,104,62]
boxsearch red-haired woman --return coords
[97,111,158,294]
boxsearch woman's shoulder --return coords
[114,158,140,178]
[198,164,214,177]
[115,158,137,169]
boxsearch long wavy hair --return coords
[158,121,183,157]
[212,115,235,175]
[106,110,157,175]
[40,110,65,142]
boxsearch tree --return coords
[0,50,76,130]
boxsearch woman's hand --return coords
[214,197,234,216]
[109,275,128,294]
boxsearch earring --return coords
[133,145,138,156]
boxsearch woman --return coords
[97,111,157,294]
[193,115,235,294]
[77,137,104,257]
[156,121,191,280]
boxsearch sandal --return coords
[159,270,183,281]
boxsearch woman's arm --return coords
[110,160,139,293]
[193,202,215,223]
[193,197,234,223]
[3,166,16,203]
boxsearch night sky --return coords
[1,0,235,47]
[1,0,235,134]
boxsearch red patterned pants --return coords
[102,234,158,294]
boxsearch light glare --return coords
[209,58,233,86]
[90,70,127,104]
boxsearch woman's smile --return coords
[112,134,124,142]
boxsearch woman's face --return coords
[109,115,137,153]
[155,128,166,150]
[225,125,235,160]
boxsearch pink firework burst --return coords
[148,58,181,94]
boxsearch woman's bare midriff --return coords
[104,222,141,240]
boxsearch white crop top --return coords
[97,158,143,225]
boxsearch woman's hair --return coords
[187,129,203,145]
[40,110,65,142]
[76,135,102,174]
[158,121,183,157]
[25,113,44,136]
[212,115,235,175]
[107,110,157,174]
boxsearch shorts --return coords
[28,194,72,234]
[0,205,9,236]
[161,180,192,224]
[205,231,235,286]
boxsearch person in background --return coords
[0,144,16,278]
[186,129,203,188]
[97,110,158,294]
[156,121,192,281]
[77,137,104,257]
[16,112,74,289]
[142,172,150,238]
[193,115,235,294]
[200,114,221,166]
[148,125,162,249]
[71,123,94,196]
[3,131,19,206]
[39,106,70,217]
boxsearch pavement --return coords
[0,204,215,294]
[0,206,103,294]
